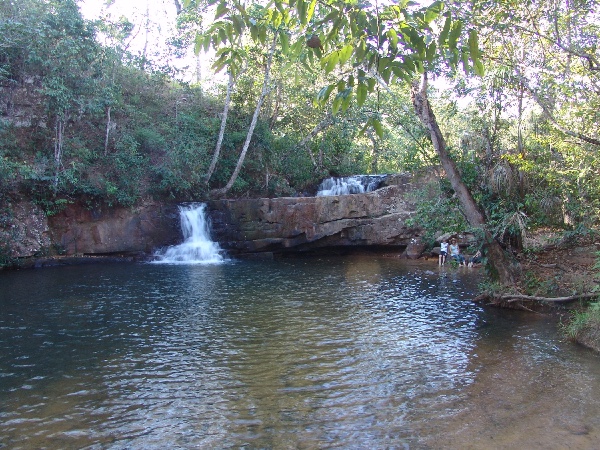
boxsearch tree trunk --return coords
[411,73,517,284]
[213,35,276,195]
[54,117,65,189]
[104,106,112,156]
[366,129,379,173]
[205,70,234,184]
[295,112,333,168]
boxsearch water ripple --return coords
[1,258,600,449]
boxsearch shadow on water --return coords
[0,256,599,449]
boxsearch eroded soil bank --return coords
[483,231,600,353]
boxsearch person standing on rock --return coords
[439,239,448,266]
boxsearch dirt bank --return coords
[499,231,600,353]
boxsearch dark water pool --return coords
[1,256,598,449]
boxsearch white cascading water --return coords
[316,175,386,196]
[153,203,224,264]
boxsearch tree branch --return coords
[501,292,598,304]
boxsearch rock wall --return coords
[47,202,181,256]
[207,173,422,255]
[0,201,52,258]
[1,173,426,264]
[0,199,181,262]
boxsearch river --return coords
[1,256,599,449]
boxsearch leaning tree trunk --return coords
[411,73,517,284]
[54,116,66,189]
[205,70,234,185]
[213,35,276,196]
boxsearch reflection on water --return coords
[0,257,599,449]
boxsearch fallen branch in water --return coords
[474,292,599,305]
[502,292,598,304]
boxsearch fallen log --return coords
[502,292,598,304]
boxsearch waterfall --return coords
[316,175,386,196]
[153,203,224,264]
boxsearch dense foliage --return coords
[1,0,599,243]
[0,0,388,214]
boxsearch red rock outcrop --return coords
[207,175,421,255]
[1,174,425,263]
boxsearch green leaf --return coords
[367,77,376,92]
[316,11,339,27]
[426,42,436,62]
[297,0,307,25]
[215,3,229,20]
[331,89,353,114]
[323,52,339,74]
[439,15,451,47]
[378,56,391,73]
[473,59,485,76]
[289,39,303,58]
[218,28,227,44]
[424,1,443,23]
[280,31,289,54]
[358,118,372,138]
[231,15,244,35]
[212,54,229,73]
[272,10,282,28]
[468,29,480,61]
[405,28,425,54]
[317,83,336,104]
[461,49,470,73]
[337,79,346,92]
[372,118,384,139]
[355,40,367,61]
[258,26,267,44]
[387,29,399,50]
[341,88,353,112]
[306,0,317,23]
[338,45,353,65]
[357,82,368,106]
[381,67,392,84]
[448,20,462,50]
[194,34,204,54]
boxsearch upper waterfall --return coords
[152,203,224,264]
[316,175,387,196]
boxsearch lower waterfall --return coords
[153,203,224,264]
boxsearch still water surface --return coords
[1,256,599,449]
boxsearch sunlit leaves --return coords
[448,20,463,50]
[338,44,353,65]
[356,82,368,106]
[439,15,451,47]
[423,1,443,24]
[193,0,482,137]
[215,2,229,20]
[468,29,484,75]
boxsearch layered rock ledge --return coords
[1,173,425,264]
[207,174,422,256]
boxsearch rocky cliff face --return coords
[207,173,422,255]
[1,173,425,264]
[0,199,181,263]
[47,202,181,256]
